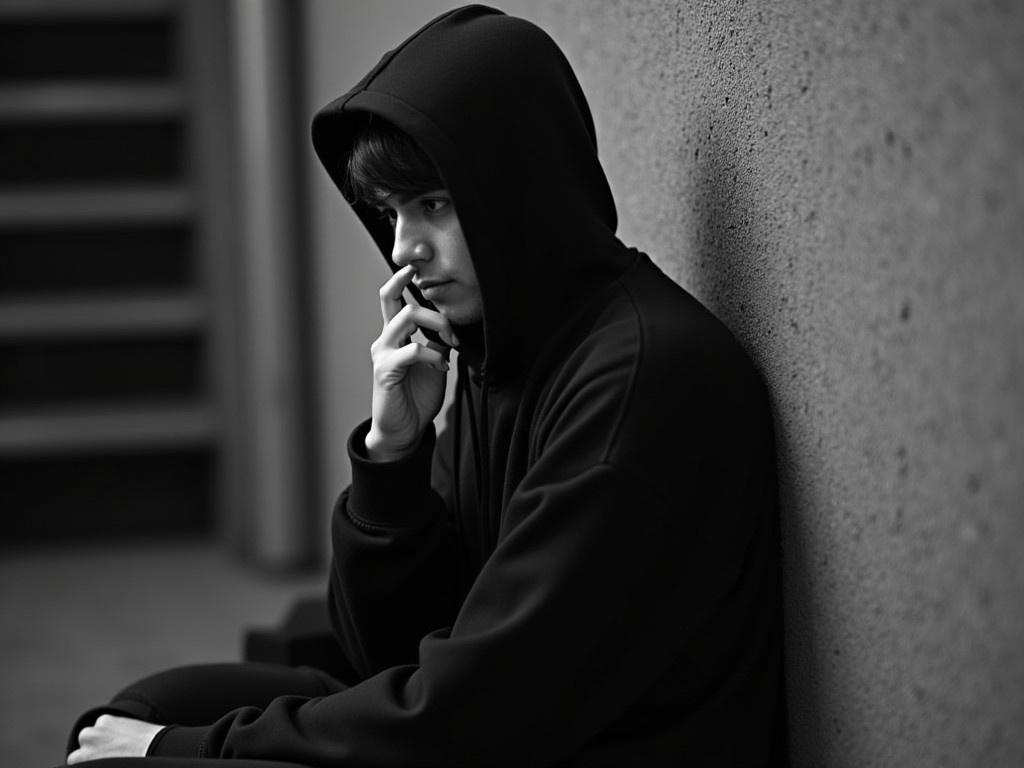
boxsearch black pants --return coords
[60,662,346,767]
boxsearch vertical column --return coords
[228,0,308,568]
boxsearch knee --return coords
[110,663,225,722]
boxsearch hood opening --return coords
[312,4,630,382]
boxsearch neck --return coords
[453,321,485,372]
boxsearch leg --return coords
[66,662,345,759]
[107,662,344,724]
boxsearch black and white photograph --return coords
[1,1,1021,766]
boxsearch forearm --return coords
[329,420,458,680]
[150,465,718,766]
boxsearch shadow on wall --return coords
[684,109,829,764]
[539,1,1024,765]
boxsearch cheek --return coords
[454,242,478,286]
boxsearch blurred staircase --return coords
[0,0,241,543]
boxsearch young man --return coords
[65,6,784,766]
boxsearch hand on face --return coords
[378,190,482,326]
[365,264,459,461]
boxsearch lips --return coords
[416,279,452,297]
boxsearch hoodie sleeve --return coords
[145,330,777,766]
[326,418,460,684]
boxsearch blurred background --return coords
[0,2,442,764]
[1,1,1022,767]
[0,0,337,566]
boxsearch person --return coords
[63,5,785,766]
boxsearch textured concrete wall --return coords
[518,1,1024,765]
[304,1,1024,765]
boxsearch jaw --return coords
[439,308,480,327]
[435,295,483,327]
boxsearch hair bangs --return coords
[343,116,443,206]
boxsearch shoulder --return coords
[621,258,762,398]
[531,256,764,449]
[555,255,757,396]
[537,254,770,465]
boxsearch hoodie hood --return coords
[312,4,631,382]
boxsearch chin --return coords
[439,305,482,326]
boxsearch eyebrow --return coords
[371,189,448,208]
[372,192,407,207]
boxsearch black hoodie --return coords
[151,5,785,765]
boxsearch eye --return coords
[375,207,397,227]
[421,197,450,215]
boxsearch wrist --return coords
[364,427,419,462]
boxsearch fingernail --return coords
[450,332,460,347]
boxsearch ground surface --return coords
[0,540,326,767]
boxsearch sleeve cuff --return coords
[345,418,437,528]
[146,724,208,757]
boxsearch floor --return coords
[0,540,327,768]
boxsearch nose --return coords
[392,219,433,268]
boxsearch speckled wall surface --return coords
[518,1,1024,765]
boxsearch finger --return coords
[401,284,421,309]
[425,339,452,362]
[389,341,449,373]
[379,264,417,324]
[380,304,457,348]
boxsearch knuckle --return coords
[374,351,400,373]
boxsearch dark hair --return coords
[342,115,444,205]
